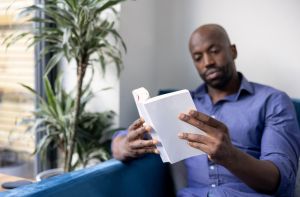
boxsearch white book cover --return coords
[132,87,206,164]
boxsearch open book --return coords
[132,87,206,164]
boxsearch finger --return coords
[127,126,148,141]
[143,146,160,154]
[128,118,144,131]
[178,113,216,136]
[178,132,212,144]
[189,110,223,128]
[130,139,158,149]
[132,148,159,156]
[188,141,211,154]
[143,123,152,131]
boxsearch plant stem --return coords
[65,62,87,172]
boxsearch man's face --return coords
[189,30,237,89]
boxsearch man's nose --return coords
[203,53,215,67]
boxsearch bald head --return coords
[189,24,232,51]
[188,24,238,90]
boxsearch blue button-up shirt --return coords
[178,74,300,197]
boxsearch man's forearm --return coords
[223,148,280,194]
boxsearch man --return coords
[112,24,300,196]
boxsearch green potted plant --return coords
[4,0,126,172]
[21,75,117,174]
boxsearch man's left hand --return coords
[178,109,235,165]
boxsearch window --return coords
[0,0,35,154]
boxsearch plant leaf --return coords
[44,52,64,76]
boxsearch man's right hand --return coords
[112,118,159,161]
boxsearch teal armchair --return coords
[293,99,300,197]
[0,154,175,197]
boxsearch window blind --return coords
[0,0,35,153]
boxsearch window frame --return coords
[34,0,58,173]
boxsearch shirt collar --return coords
[192,72,254,101]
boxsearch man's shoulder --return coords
[250,81,287,96]
[239,73,289,99]
[249,81,291,104]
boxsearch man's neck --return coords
[207,73,240,104]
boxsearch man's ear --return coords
[231,44,237,59]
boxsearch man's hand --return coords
[178,109,280,193]
[178,109,235,165]
[112,118,159,161]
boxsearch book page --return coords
[132,87,170,162]
[143,89,205,163]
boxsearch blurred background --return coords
[0,0,299,178]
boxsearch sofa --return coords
[0,154,175,197]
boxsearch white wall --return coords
[192,0,300,98]
[61,58,120,125]
[119,0,300,127]
[119,0,158,127]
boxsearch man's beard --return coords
[200,65,233,89]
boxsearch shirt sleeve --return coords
[110,130,128,155]
[112,130,128,139]
[260,92,300,196]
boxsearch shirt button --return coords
[211,184,216,188]
[209,165,215,170]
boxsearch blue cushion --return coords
[1,154,175,197]
[292,99,300,126]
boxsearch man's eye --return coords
[210,49,219,54]
[194,54,202,61]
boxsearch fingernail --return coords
[178,133,183,138]
[140,117,144,122]
[154,149,160,154]
[152,139,158,145]
[189,110,196,116]
[145,125,152,132]
[179,113,188,121]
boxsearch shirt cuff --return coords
[112,130,128,139]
